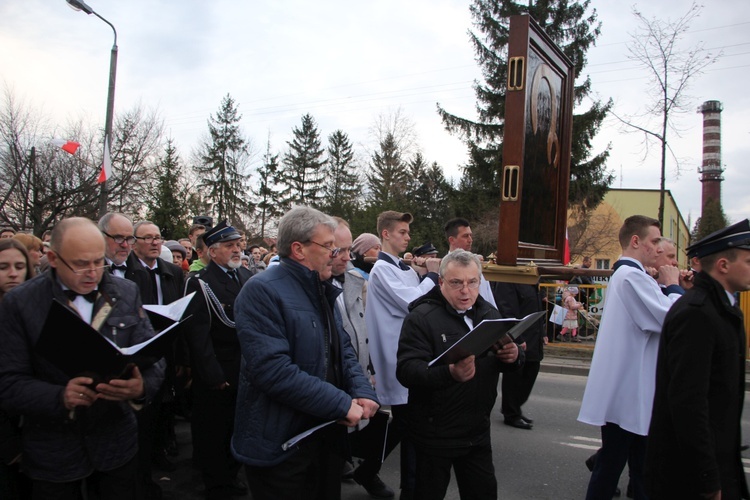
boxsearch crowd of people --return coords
[0,209,747,500]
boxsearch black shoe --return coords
[504,417,532,430]
[585,453,596,472]
[520,415,534,424]
[354,473,395,498]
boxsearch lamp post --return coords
[66,0,116,218]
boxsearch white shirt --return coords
[365,252,437,405]
[577,257,682,435]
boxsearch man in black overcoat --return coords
[646,220,750,500]
[183,221,255,499]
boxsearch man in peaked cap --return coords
[646,219,750,500]
[183,220,256,499]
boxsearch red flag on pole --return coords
[51,139,80,155]
[563,228,571,265]
[97,137,113,184]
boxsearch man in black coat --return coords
[493,282,545,430]
[0,217,164,499]
[646,220,750,500]
[183,221,254,500]
[396,250,522,500]
[125,220,185,497]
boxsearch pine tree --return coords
[692,198,729,241]
[194,94,251,222]
[439,0,613,222]
[366,133,408,211]
[251,137,283,239]
[147,139,189,239]
[321,130,361,220]
[409,161,455,253]
[277,114,326,209]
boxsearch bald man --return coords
[0,217,165,499]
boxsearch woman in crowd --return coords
[350,232,381,280]
[12,233,43,275]
[0,238,34,499]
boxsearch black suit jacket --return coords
[124,252,184,306]
[183,261,253,388]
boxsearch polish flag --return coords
[51,139,80,155]
[97,136,113,184]
[563,228,571,265]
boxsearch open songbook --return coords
[427,311,546,367]
[143,292,196,331]
[35,292,194,383]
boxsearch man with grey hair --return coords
[396,250,521,499]
[98,212,136,278]
[232,206,378,500]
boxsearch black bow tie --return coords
[64,289,98,303]
[457,308,477,322]
[110,263,127,273]
[332,273,345,284]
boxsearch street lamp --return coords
[66,0,117,217]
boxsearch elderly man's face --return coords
[439,261,481,311]
[654,242,678,268]
[133,223,163,264]
[103,215,133,265]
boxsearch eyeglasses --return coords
[306,240,341,258]
[56,254,108,275]
[444,278,481,290]
[103,231,136,245]
[134,235,164,244]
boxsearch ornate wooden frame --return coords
[496,15,574,266]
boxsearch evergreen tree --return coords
[322,130,361,220]
[251,137,283,239]
[366,133,408,211]
[409,161,455,254]
[194,94,251,222]
[147,139,189,239]
[277,114,326,209]
[692,198,729,241]
[438,0,613,222]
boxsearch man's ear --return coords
[630,234,640,249]
[47,250,58,269]
[290,241,306,262]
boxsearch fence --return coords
[539,282,608,341]
[540,283,750,357]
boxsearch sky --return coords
[1,0,748,226]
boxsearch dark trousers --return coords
[31,456,137,500]
[586,422,648,500]
[413,439,496,500]
[244,425,345,500]
[501,360,541,419]
[191,385,241,499]
[391,404,416,494]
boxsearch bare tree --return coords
[614,2,719,227]
[367,107,420,161]
[567,204,621,263]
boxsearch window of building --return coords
[596,259,610,270]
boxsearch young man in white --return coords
[365,210,439,500]
[578,215,685,499]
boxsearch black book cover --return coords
[35,300,186,383]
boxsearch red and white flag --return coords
[51,138,80,155]
[97,136,113,184]
[563,228,571,265]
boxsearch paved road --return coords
[158,371,750,499]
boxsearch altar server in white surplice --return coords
[365,210,439,499]
[578,215,687,500]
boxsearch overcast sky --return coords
[1,0,748,225]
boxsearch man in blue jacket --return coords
[232,206,379,500]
